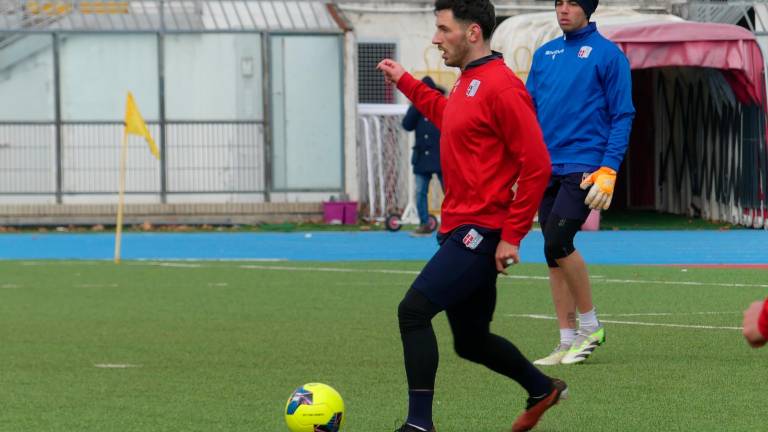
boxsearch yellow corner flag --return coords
[116,91,159,264]
[124,91,159,159]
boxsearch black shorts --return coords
[538,172,592,230]
[411,225,499,316]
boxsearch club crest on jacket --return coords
[466,79,482,97]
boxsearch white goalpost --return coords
[357,103,441,230]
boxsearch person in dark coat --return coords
[402,76,445,235]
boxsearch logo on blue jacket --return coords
[578,46,593,59]
[545,49,564,60]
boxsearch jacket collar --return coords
[564,22,597,42]
[464,51,504,71]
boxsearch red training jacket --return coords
[397,58,551,246]
[759,298,768,340]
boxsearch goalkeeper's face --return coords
[432,9,471,69]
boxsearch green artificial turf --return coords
[0,261,765,431]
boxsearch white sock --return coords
[579,308,599,330]
[560,328,577,346]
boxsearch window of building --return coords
[59,34,158,121]
[271,35,343,190]
[0,35,55,121]
[165,33,263,121]
[358,42,397,104]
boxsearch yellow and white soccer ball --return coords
[284,383,345,432]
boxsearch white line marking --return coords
[94,364,141,369]
[584,318,742,331]
[506,275,550,281]
[600,312,739,317]
[76,284,118,288]
[131,259,291,268]
[146,262,202,268]
[136,258,288,263]
[508,274,768,288]
[506,314,742,331]
[239,265,420,275]
[596,278,768,289]
[1,284,20,289]
[128,263,768,289]
[207,282,229,287]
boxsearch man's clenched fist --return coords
[377,59,406,85]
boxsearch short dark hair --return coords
[434,0,496,40]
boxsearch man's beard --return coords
[444,40,470,68]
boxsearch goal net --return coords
[357,104,410,222]
[357,103,445,225]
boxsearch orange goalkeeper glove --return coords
[579,167,616,210]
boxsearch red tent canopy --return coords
[601,21,766,106]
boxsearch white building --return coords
[0,0,764,226]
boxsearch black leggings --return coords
[397,287,550,396]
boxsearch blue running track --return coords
[0,230,766,265]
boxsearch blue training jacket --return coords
[526,22,635,173]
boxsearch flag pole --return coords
[114,131,129,264]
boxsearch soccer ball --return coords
[284,383,345,432]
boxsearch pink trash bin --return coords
[323,201,358,225]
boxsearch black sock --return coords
[406,389,434,430]
[398,289,442,429]
[402,327,437,429]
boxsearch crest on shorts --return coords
[462,228,483,250]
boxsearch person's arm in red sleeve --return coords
[742,298,768,348]
[396,73,447,130]
[377,59,447,130]
[758,299,768,340]
[493,87,551,247]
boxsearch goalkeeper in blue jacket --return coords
[525,0,635,365]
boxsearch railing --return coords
[0,123,56,194]
[0,121,265,198]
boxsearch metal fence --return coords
[0,124,56,194]
[0,1,343,203]
[0,121,265,196]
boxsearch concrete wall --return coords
[339,1,683,98]
[341,2,459,101]
[0,202,324,226]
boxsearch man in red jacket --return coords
[743,298,768,348]
[378,1,566,431]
